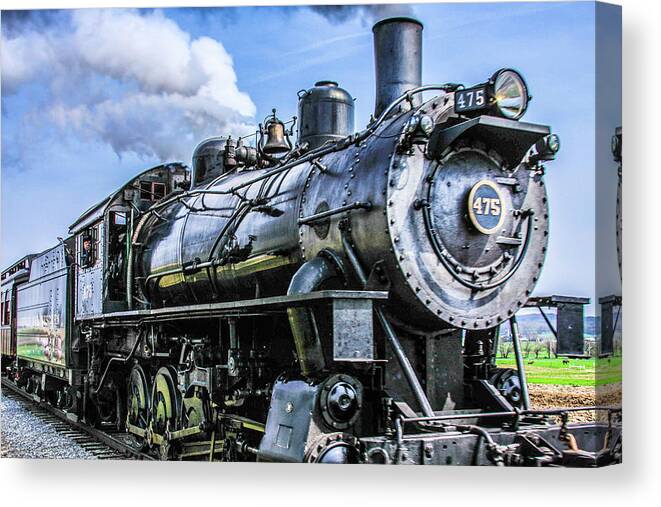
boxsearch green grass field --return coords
[496,357,622,386]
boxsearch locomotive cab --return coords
[69,163,190,317]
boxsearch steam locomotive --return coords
[1,17,620,465]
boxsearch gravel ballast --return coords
[1,392,98,459]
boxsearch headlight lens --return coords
[547,133,560,153]
[533,134,561,162]
[492,69,529,120]
[419,114,435,135]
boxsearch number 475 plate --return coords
[455,85,490,113]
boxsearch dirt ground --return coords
[528,383,622,423]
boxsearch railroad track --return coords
[1,377,155,460]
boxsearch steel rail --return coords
[1,376,155,460]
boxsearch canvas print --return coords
[0,2,622,466]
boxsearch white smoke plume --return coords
[1,30,55,93]
[1,6,414,163]
[307,3,414,25]
[1,9,256,162]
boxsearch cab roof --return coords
[68,162,188,234]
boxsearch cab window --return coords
[112,211,126,226]
[107,210,128,300]
[139,181,167,202]
[80,225,99,268]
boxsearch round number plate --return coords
[467,180,506,235]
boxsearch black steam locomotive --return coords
[1,17,620,465]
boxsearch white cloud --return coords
[1,31,55,93]
[1,9,255,161]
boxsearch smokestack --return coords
[372,17,423,118]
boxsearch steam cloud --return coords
[2,6,414,163]
[308,3,414,25]
[1,9,256,161]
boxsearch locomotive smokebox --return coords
[373,17,423,117]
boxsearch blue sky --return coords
[1,2,621,313]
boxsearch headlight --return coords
[404,114,434,143]
[547,133,560,153]
[454,68,530,120]
[419,114,435,135]
[532,134,561,163]
[491,69,529,120]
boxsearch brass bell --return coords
[261,110,292,155]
